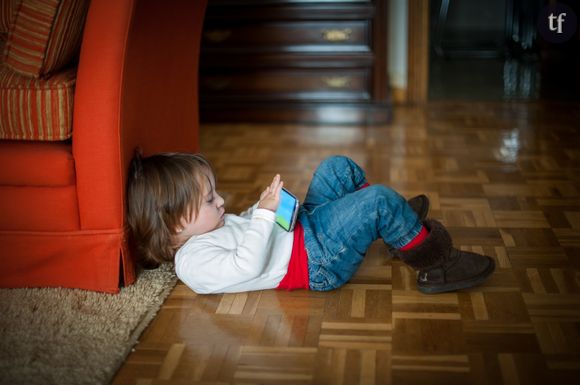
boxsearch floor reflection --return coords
[503,57,540,100]
[429,53,578,101]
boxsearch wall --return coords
[388,0,408,101]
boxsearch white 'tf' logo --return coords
[549,12,567,33]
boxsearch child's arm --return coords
[177,210,276,293]
[176,175,284,293]
[239,202,259,218]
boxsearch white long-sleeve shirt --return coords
[174,205,294,294]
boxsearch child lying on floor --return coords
[126,152,494,294]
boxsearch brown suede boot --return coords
[393,219,495,294]
[407,194,430,221]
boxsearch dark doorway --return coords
[428,0,580,101]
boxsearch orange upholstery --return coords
[0,141,77,231]
[0,141,74,186]
[0,0,208,293]
[0,185,79,231]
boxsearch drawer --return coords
[200,68,371,102]
[202,20,371,53]
[199,0,390,124]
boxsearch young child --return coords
[127,152,495,295]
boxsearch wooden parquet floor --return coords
[112,102,580,385]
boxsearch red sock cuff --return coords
[357,182,370,190]
[400,226,429,251]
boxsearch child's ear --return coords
[171,231,186,249]
[174,214,192,235]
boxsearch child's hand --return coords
[258,174,283,212]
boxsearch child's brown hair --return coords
[126,151,213,266]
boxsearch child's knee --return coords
[318,155,353,172]
[316,156,364,181]
[365,185,406,209]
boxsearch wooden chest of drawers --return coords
[199,0,391,124]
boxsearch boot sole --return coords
[417,256,496,294]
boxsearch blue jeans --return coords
[298,156,423,291]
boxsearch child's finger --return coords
[271,174,280,189]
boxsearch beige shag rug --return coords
[0,264,177,385]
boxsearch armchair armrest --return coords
[73,0,207,231]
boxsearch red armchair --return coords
[0,0,207,293]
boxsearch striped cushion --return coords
[3,0,89,78]
[0,0,21,33]
[0,64,75,140]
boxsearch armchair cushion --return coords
[2,0,89,78]
[0,140,77,231]
[0,140,74,186]
[0,185,79,231]
[0,65,76,140]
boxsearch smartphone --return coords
[275,188,299,232]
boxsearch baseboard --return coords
[201,102,393,124]
[391,86,408,104]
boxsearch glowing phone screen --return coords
[275,188,299,231]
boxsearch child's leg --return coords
[300,155,494,294]
[302,156,368,211]
[300,185,423,291]
[301,183,495,294]
[302,156,430,220]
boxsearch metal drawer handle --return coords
[204,29,232,43]
[323,76,351,88]
[322,28,352,42]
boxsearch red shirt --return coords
[278,182,372,290]
[276,221,309,290]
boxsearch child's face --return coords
[179,171,225,238]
